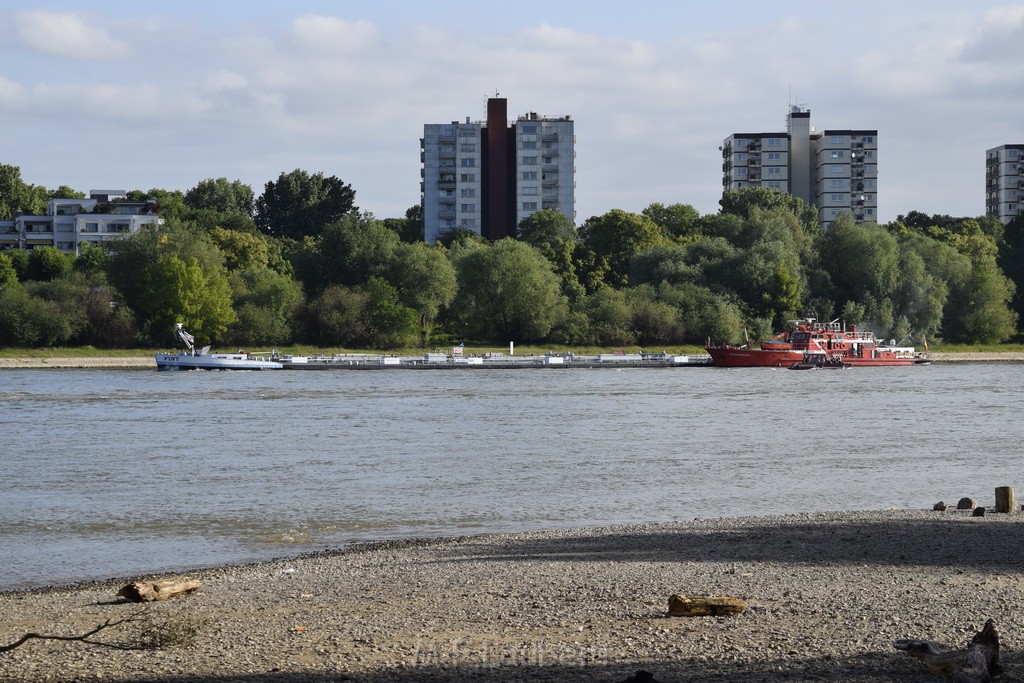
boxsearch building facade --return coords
[421,97,575,243]
[0,190,160,254]
[722,107,878,228]
[985,144,1024,224]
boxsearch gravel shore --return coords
[2,509,1022,682]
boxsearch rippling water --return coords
[2,362,1022,589]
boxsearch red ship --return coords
[706,318,931,368]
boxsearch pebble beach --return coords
[2,509,1023,682]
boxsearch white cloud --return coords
[290,15,378,53]
[14,10,131,60]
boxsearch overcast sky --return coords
[1,1,1022,224]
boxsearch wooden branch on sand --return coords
[667,594,747,617]
[1,609,151,653]
[893,619,1000,682]
[117,577,201,603]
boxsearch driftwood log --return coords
[667,594,747,617]
[117,577,201,603]
[893,619,1000,682]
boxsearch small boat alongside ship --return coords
[706,318,930,368]
[155,324,283,370]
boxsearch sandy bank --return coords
[2,509,1022,682]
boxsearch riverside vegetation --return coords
[2,164,1024,354]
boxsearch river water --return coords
[1,362,1021,590]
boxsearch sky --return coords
[1,1,1022,224]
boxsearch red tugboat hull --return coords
[706,346,805,368]
[706,318,931,368]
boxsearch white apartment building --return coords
[722,107,878,229]
[986,144,1024,224]
[0,190,160,254]
[421,97,575,243]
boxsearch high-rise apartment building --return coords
[985,144,1024,224]
[421,97,575,243]
[722,107,878,228]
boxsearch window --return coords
[83,222,99,233]
[864,150,874,158]
[460,158,476,167]
[830,165,844,173]
[767,181,782,189]
[521,141,537,149]
[737,168,748,176]
[460,219,477,228]
[830,150,845,159]
[736,139,749,147]
[767,167,781,175]
[830,135,845,144]
[767,152,781,160]
[866,209,874,216]
[460,188,476,197]
[522,202,538,211]
[458,128,476,137]
[831,194,844,201]
[830,179,845,188]
[460,204,475,212]
[460,143,476,152]
[460,173,476,182]
[521,186,538,196]
[543,157,555,165]
[830,209,840,217]
[767,138,781,147]
[441,189,454,198]
[862,136,874,143]
[520,124,538,135]
[521,156,537,165]
[1009,149,1020,158]
[521,171,538,180]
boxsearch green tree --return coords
[516,209,584,302]
[106,221,236,344]
[292,213,399,295]
[381,205,424,243]
[255,169,358,240]
[225,266,303,346]
[662,282,746,344]
[578,209,667,288]
[451,239,568,342]
[386,242,457,347]
[304,284,368,347]
[626,284,684,345]
[719,187,819,233]
[819,214,899,311]
[0,282,71,346]
[642,202,701,242]
[359,276,418,348]
[209,227,272,272]
[0,252,18,288]
[582,287,635,346]
[26,246,74,282]
[126,189,186,222]
[73,243,109,274]
[184,178,255,217]
[0,165,47,218]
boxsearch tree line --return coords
[0,164,1020,350]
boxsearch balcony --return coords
[542,133,558,142]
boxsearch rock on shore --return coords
[1,509,1022,682]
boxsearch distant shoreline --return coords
[0,351,1022,369]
